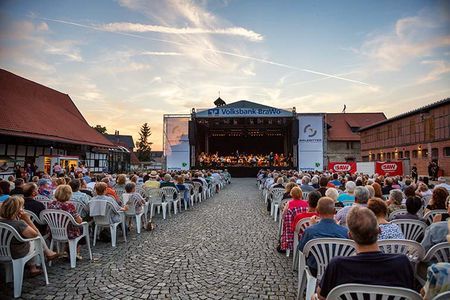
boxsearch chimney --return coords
[115,130,119,135]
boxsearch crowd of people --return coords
[198,152,293,168]
[0,168,231,294]
[258,169,450,299]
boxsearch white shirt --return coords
[434,183,450,191]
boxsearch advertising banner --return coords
[328,162,357,173]
[298,115,323,171]
[164,116,190,170]
[375,161,403,176]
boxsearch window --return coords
[405,151,410,158]
[387,153,391,160]
[432,148,438,159]
[445,147,450,157]
[94,159,99,168]
[398,151,403,159]
[412,150,418,158]
[422,149,428,158]
[424,117,435,140]
[377,153,381,160]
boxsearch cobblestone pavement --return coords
[4,178,297,299]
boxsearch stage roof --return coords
[195,100,293,118]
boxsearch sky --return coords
[0,0,449,150]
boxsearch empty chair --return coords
[297,238,356,300]
[326,283,422,300]
[40,209,92,268]
[391,219,427,242]
[159,187,180,215]
[89,200,127,248]
[122,193,148,234]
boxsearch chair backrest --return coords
[342,200,354,207]
[294,217,312,237]
[377,239,425,263]
[40,209,77,241]
[327,283,422,300]
[423,242,450,263]
[388,209,408,221]
[0,222,25,259]
[303,238,357,280]
[89,200,119,225]
[193,182,202,191]
[423,210,448,224]
[114,187,126,202]
[432,291,450,300]
[271,188,285,203]
[159,187,178,201]
[123,193,139,215]
[24,209,45,225]
[71,201,87,217]
[34,195,51,208]
[302,192,309,200]
[391,219,427,242]
[135,186,147,199]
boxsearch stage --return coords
[197,166,291,177]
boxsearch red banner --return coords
[375,161,403,176]
[328,162,357,174]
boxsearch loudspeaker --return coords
[188,121,196,145]
[292,119,299,145]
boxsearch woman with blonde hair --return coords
[0,196,58,276]
[48,185,84,258]
[116,174,127,188]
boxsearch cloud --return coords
[418,60,450,83]
[361,7,450,71]
[140,51,183,56]
[98,22,264,41]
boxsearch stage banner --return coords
[298,115,324,171]
[375,161,403,176]
[328,162,357,173]
[164,116,190,170]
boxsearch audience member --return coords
[337,181,356,205]
[425,187,449,213]
[315,206,414,299]
[368,198,404,240]
[393,196,424,221]
[335,186,370,226]
[325,187,343,207]
[386,189,406,215]
[10,178,24,195]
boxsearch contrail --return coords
[35,16,370,86]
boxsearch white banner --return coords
[164,116,190,170]
[298,115,324,171]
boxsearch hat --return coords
[150,171,158,178]
[37,178,50,186]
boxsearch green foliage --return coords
[92,125,107,134]
[137,123,153,161]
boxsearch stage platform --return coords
[199,166,292,177]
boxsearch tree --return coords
[137,123,153,161]
[92,125,107,134]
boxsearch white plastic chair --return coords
[114,187,126,203]
[72,201,88,218]
[432,291,450,300]
[89,200,127,248]
[302,192,309,200]
[123,193,148,234]
[135,186,147,200]
[0,223,49,298]
[297,238,356,300]
[149,189,169,220]
[326,283,422,300]
[391,219,427,242]
[24,209,50,240]
[423,210,448,224]
[417,242,450,285]
[270,188,285,222]
[388,209,408,221]
[160,187,180,215]
[40,209,92,268]
[292,217,313,271]
[34,195,50,208]
[193,182,203,203]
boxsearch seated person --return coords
[291,190,321,234]
[124,182,146,214]
[69,179,90,218]
[160,174,179,200]
[392,196,424,221]
[90,182,127,223]
[386,189,406,215]
[420,262,450,300]
[325,187,343,207]
[101,177,120,204]
[10,178,24,195]
[22,183,46,235]
[316,206,414,299]
[425,187,448,214]
[335,186,370,226]
[278,187,308,252]
[367,198,404,240]
[421,200,450,252]
[337,181,356,205]
[298,197,348,275]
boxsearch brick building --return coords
[325,113,386,164]
[359,98,450,176]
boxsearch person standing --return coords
[411,164,418,183]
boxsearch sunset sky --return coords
[1,0,449,150]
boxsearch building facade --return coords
[325,113,386,165]
[0,69,129,177]
[360,98,450,176]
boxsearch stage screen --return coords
[164,115,190,170]
[298,115,324,171]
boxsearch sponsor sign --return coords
[298,115,324,171]
[328,162,357,174]
[375,161,403,176]
[204,107,292,118]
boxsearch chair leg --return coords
[274,205,279,222]
[85,234,93,260]
[174,202,178,215]
[121,221,127,243]
[305,277,317,300]
[93,225,98,247]
[48,239,54,267]
[12,260,24,298]
[68,241,77,268]
[39,248,49,284]
[111,225,117,247]
[162,203,167,220]
[136,216,141,234]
